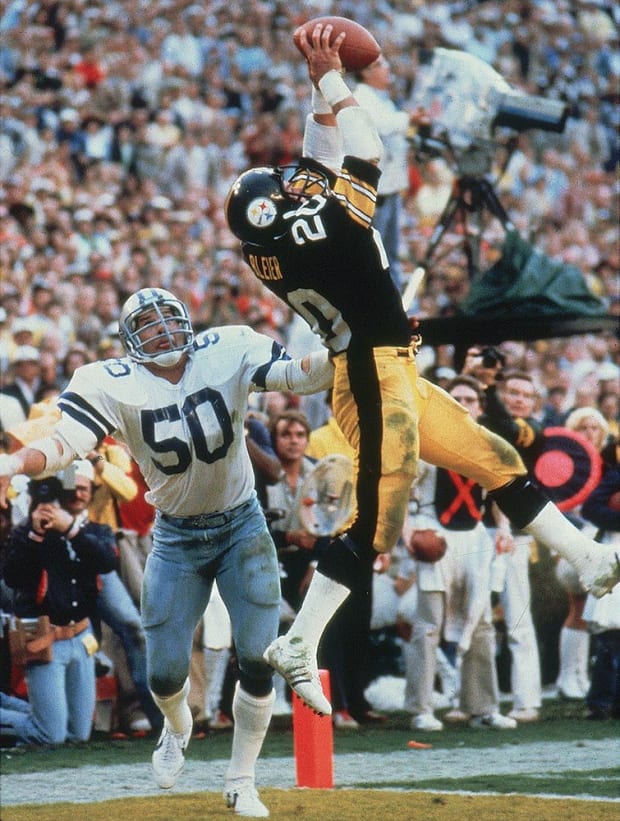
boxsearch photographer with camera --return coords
[1,460,118,745]
[462,348,543,723]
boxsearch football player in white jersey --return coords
[0,287,333,818]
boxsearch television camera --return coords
[410,48,568,177]
[404,50,612,351]
[407,49,569,280]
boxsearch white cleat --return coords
[263,635,332,716]
[580,547,620,598]
[411,712,444,732]
[152,720,191,789]
[224,780,269,817]
[469,712,518,730]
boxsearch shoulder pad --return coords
[71,360,148,407]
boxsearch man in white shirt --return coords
[354,55,426,293]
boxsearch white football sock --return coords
[151,678,192,734]
[557,626,590,697]
[226,682,275,783]
[524,503,598,574]
[287,571,350,648]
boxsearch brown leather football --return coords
[293,16,381,71]
[408,529,448,563]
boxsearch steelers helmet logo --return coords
[246,197,278,230]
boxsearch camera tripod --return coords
[417,174,514,279]
[413,170,616,351]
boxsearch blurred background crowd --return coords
[0,0,618,740]
[0,0,617,396]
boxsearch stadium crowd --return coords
[0,0,618,743]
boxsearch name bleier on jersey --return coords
[247,253,284,281]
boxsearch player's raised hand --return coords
[295,22,346,86]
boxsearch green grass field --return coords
[2,699,615,775]
[2,700,619,821]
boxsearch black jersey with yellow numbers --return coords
[240,156,412,356]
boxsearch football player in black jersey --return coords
[225,22,620,716]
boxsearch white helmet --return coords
[119,288,194,367]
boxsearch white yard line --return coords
[2,739,618,806]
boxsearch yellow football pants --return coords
[332,346,525,555]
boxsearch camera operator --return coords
[353,55,429,295]
[462,348,543,723]
[1,460,118,745]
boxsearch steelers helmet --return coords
[119,287,194,367]
[225,165,330,245]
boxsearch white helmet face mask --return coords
[119,288,194,367]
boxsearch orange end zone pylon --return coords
[292,668,334,788]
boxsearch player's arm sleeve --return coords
[264,350,334,395]
[244,327,333,395]
[27,365,121,476]
[332,154,382,230]
[26,422,99,478]
[56,367,120,446]
[302,114,343,171]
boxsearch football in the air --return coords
[293,16,381,71]
[407,529,448,563]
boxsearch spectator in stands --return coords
[245,410,283,512]
[266,411,321,615]
[354,54,428,292]
[405,375,516,732]
[5,401,161,735]
[554,407,617,702]
[59,344,92,391]
[0,395,26,448]
[580,462,620,720]
[265,411,326,716]
[1,460,117,745]
[82,439,162,734]
[463,353,544,723]
[1,346,43,418]
[115,457,155,608]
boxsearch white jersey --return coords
[55,326,318,516]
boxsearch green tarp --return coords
[461,229,607,319]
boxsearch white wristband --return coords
[311,84,333,115]
[318,70,351,108]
